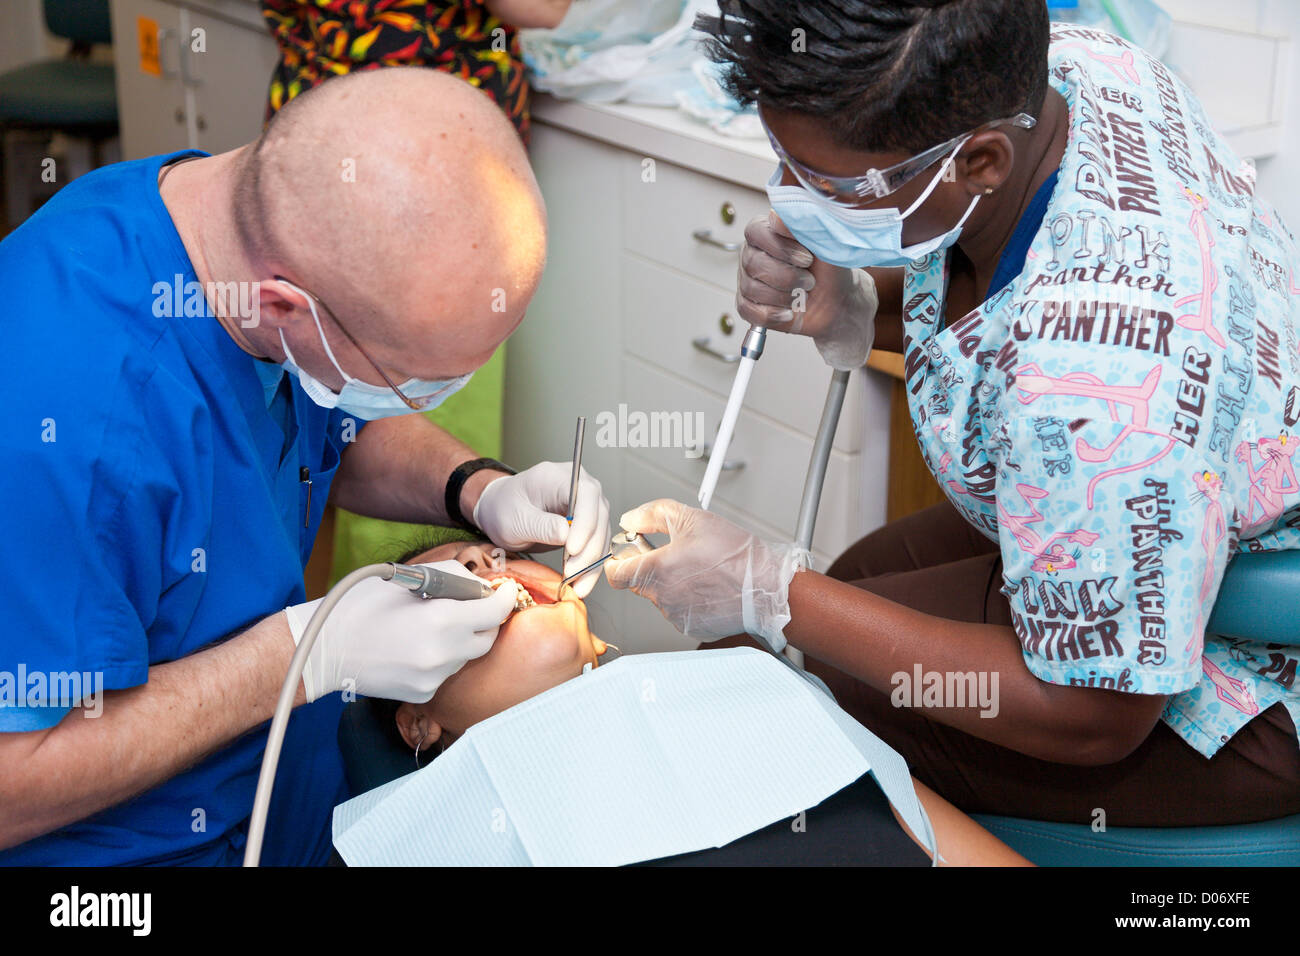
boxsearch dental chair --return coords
[335,550,1300,866]
[973,548,1300,866]
[0,0,117,227]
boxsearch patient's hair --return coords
[697,0,1050,154]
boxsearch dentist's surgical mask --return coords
[766,136,982,270]
[276,279,471,420]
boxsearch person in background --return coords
[261,0,575,142]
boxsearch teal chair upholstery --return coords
[0,0,116,135]
[339,698,412,798]
[43,0,113,42]
[975,549,1300,866]
[0,59,116,130]
[0,0,117,226]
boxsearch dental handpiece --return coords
[386,563,493,601]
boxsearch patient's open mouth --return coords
[487,574,557,608]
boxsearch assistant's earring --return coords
[984,187,995,195]
[414,729,428,769]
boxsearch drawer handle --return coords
[692,336,740,364]
[692,229,741,252]
[699,442,746,472]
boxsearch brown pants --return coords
[802,501,1300,827]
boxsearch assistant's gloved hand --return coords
[472,461,611,597]
[736,211,879,371]
[285,560,518,704]
[603,499,803,650]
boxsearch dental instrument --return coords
[558,551,615,594]
[244,560,501,867]
[786,368,852,668]
[563,416,586,568]
[697,326,765,511]
[557,530,657,596]
[566,417,586,523]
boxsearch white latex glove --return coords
[472,460,611,597]
[736,211,879,371]
[603,499,803,650]
[285,560,519,704]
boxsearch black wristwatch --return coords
[445,457,517,532]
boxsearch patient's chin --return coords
[406,570,593,741]
[499,605,589,670]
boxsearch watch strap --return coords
[445,457,516,531]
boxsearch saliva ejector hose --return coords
[243,562,492,867]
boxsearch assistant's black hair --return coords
[699,0,1049,155]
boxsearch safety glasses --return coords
[762,111,1037,207]
[274,274,449,411]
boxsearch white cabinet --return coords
[109,0,189,157]
[181,4,281,153]
[507,99,892,652]
[109,0,277,159]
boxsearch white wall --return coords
[1161,0,1300,227]
[1255,2,1300,228]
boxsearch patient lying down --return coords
[367,540,1029,867]
[383,540,606,755]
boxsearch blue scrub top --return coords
[0,151,364,865]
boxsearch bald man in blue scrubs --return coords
[0,67,610,865]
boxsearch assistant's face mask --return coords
[766,136,981,270]
[277,280,471,420]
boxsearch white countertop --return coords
[163,0,268,30]
[531,93,778,191]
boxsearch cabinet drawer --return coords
[622,254,866,453]
[622,154,771,289]
[622,358,868,558]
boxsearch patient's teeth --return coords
[489,576,535,611]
